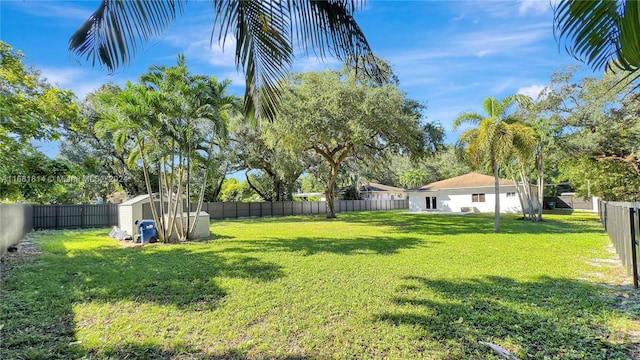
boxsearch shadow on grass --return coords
[376,275,630,358]
[1,243,284,359]
[333,211,604,236]
[220,236,432,256]
[210,210,603,237]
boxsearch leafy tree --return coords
[377,147,471,189]
[269,68,442,218]
[228,116,318,201]
[537,67,640,200]
[218,178,256,202]
[59,83,149,199]
[0,41,80,203]
[69,0,384,120]
[453,95,534,232]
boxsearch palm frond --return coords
[69,0,184,73]
[213,0,293,121]
[452,112,483,131]
[554,0,620,71]
[70,0,380,120]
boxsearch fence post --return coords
[630,208,639,289]
[604,202,607,230]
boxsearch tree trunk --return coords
[519,165,535,220]
[326,164,339,218]
[510,170,527,220]
[138,139,162,242]
[536,152,544,222]
[493,156,500,233]
[189,144,215,237]
[246,172,272,201]
[209,174,225,201]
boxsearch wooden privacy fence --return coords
[0,203,33,254]
[598,200,640,288]
[31,200,408,230]
[33,204,119,230]
[143,199,408,220]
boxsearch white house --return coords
[359,183,407,200]
[407,173,537,214]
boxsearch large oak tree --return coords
[268,68,443,218]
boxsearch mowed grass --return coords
[1,211,637,359]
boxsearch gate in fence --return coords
[598,200,640,288]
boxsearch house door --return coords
[426,196,437,209]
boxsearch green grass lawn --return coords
[1,211,638,359]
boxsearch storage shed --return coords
[118,194,163,238]
[163,211,210,241]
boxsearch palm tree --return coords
[97,55,237,242]
[452,95,533,233]
[554,1,640,81]
[68,0,384,120]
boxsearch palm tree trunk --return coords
[536,152,544,222]
[510,170,527,219]
[189,143,216,237]
[519,165,535,220]
[137,139,162,242]
[492,156,500,233]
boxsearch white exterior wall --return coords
[118,205,134,237]
[118,195,152,237]
[408,186,524,214]
[363,191,407,200]
[164,212,210,240]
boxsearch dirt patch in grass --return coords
[1,234,44,274]
[584,244,640,358]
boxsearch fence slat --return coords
[31,200,409,230]
[599,201,640,288]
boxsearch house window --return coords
[472,193,485,203]
[425,196,437,209]
[506,192,516,197]
[391,195,394,200]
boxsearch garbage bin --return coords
[547,202,556,210]
[137,219,158,243]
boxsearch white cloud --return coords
[517,84,546,99]
[292,55,341,72]
[39,67,118,99]
[162,25,238,68]
[518,0,554,15]
[476,50,494,58]
[14,2,91,20]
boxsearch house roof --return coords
[360,182,405,192]
[411,173,512,191]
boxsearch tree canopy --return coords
[0,41,80,203]
[269,67,443,218]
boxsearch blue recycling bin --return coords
[137,219,157,243]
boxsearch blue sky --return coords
[1,0,596,156]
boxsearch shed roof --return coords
[411,172,512,191]
[120,194,152,206]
